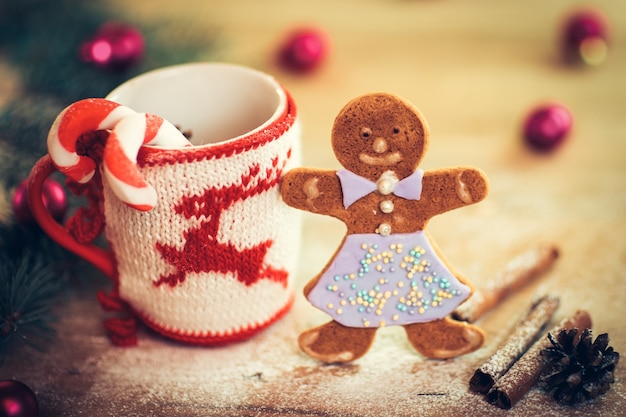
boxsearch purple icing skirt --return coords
[307,232,470,328]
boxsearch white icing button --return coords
[377,171,399,195]
[380,200,394,213]
[377,179,393,195]
[377,223,392,236]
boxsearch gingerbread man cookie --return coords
[281,92,489,363]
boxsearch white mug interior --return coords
[106,62,287,147]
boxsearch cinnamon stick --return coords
[486,310,593,409]
[469,294,560,393]
[453,244,559,323]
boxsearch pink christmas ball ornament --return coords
[523,104,573,153]
[80,22,145,69]
[561,9,609,66]
[12,178,67,226]
[0,380,39,417]
[277,27,329,73]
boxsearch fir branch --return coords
[0,0,217,102]
[0,0,218,190]
[0,0,219,358]
[0,229,67,360]
[0,96,66,189]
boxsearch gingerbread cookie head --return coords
[331,92,429,181]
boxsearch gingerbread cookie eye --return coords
[361,127,372,139]
[392,127,400,135]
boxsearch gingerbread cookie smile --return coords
[281,92,489,363]
[358,151,402,166]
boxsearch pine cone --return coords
[540,328,620,404]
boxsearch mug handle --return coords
[28,155,115,278]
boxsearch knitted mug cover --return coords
[97,92,301,346]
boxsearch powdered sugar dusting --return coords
[470,295,559,393]
[62,297,620,417]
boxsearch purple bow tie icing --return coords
[336,169,424,208]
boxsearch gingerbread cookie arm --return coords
[421,167,489,217]
[280,168,346,217]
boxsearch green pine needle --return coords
[0,227,68,359]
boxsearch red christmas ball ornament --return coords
[12,178,67,226]
[561,9,609,66]
[277,27,328,73]
[0,380,39,417]
[523,104,573,153]
[80,22,145,69]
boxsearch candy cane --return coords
[47,98,192,211]
[47,98,136,183]
[102,112,191,211]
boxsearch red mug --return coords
[28,63,301,346]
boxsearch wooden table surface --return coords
[2,1,625,416]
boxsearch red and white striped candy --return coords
[48,98,135,183]
[47,98,191,211]
[102,112,191,211]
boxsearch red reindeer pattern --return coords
[153,154,290,288]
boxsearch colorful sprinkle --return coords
[309,233,470,328]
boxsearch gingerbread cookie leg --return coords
[298,320,377,363]
[404,317,485,359]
